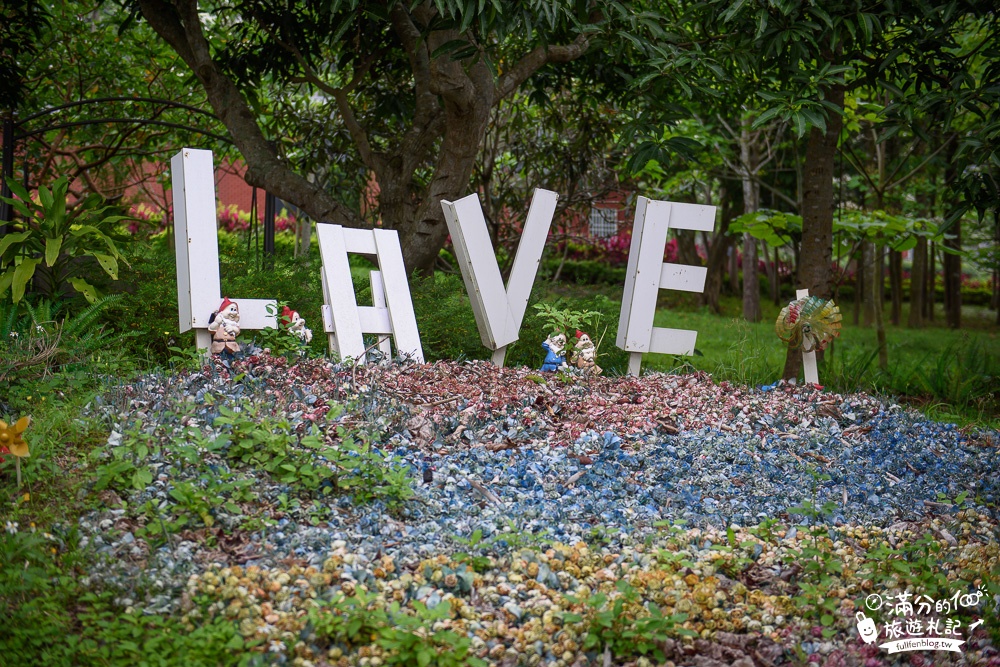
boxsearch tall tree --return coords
[127,0,647,273]
[676,0,999,378]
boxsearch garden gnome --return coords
[281,306,313,344]
[540,332,568,372]
[208,297,241,355]
[571,330,602,376]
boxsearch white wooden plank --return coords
[321,271,336,352]
[666,202,717,232]
[659,264,708,293]
[797,288,819,385]
[171,151,192,333]
[627,352,643,377]
[616,196,649,349]
[370,271,393,355]
[502,188,558,343]
[321,304,334,333]
[623,198,671,352]
[441,195,510,348]
[317,224,366,361]
[194,329,211,352]
[648,327,699,356]
[372,228,424,362]
[171,149,222,331]
[236,299,278,330]
[357,306,393,334]
[341,227,378,257]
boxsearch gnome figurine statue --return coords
[208,297,241,355]
[570,330,602,376]
[540,332,568,372]
[281,306,313,344]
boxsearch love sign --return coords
[170,149,716,374]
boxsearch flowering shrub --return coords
[126,203,165,234]
[127,203,297,235]
[216,204,296,233]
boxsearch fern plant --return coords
[0,295,136,383]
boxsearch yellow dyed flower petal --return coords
[0,416,29,456]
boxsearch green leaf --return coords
[722,0,750,23]
[793,112,807,138]
[38,184,53,211]
[44,235,63,267]
[859,13,873,44]
[801,108,827,134]
[5,178,32,203]
[225,634,244,650]
[755,12,768,38]
[67,277,99,303]
[11,257,41,302]
[132,467,153,489]
[0,230,33,258]
[750,106,783,130]
[90,252,119,279]
[0,267,14,295]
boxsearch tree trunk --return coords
[889,249,902,325]
[908,236,926,328]
[944,219,962,329]
[861,240,875,327]
[878,244,886,314]
[927,241,936,322]
[873,244,888,370]
[677,230,700,267]
[701,216,733,313]
[853,257,861,325]
[729,246,739,295]
[994,210,999,325]
[137,0,362,230]
[138,0,592,274]
[782,85,844,381]
[743,236,762,322]
[739,117,762,322]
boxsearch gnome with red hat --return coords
[208,297,241,355]
[280,306,313,344]
[571,330,602,375]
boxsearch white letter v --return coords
[441,189,558,366]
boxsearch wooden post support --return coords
[317,225,423,364]
[797,288,819,385]
[617,197,716,375]
[171,148,276,349]
[441,189,557,366]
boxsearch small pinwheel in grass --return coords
[776,296,842,353]
[0,416,30,487]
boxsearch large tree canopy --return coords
[125,0,646,273]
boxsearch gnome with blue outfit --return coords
[540,332,568,372]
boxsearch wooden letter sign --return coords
[171,148,276,349]
[617,197,716,375]
[317,224,424,364]
[441,189,558,366]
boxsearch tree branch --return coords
[136,0,365,227]
[497,34,591,100]
[885,136,954,191]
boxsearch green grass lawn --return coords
[646,295,998,425]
